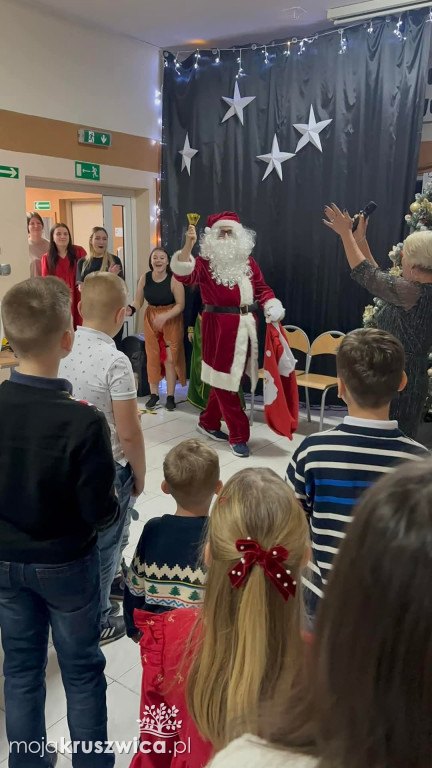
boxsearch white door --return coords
[102,196,135,337]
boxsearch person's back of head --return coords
[314,458,432,768]
[1,276,72,361]
[262,459,432,768]
[187,467,310,749]
[336,328,406,412]
[402,230,432,272]
[80,272,127,336]
[162,438,220,513]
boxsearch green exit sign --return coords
[75,161,100,181]
[34,201,51,211]
[78,129,111,147]
[0,165,19,179]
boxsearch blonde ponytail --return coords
[186,468,309,750]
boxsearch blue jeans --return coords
[98,462,134,625]
[0,548,113,768]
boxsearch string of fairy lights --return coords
[160,10,432,80]
[152,9,432,240]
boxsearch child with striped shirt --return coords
[286,328,428,619]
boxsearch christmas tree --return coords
[147,584,159,595]
[169,586,181,597]
[363,182,432,415]
[188,590,201,602]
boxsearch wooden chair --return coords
[282,325,310,377]
[296,330,345,431]
[249,325,309,426]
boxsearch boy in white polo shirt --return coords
[60,272,146,644]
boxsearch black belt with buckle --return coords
[204,303,258,315]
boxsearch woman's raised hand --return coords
[109,263,121,275]
[352,213,368,243]
[323,204,353,238]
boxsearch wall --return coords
[0,0,160,140]
[0,149,156,300]
[25,188,101,227]
[0,0,160,301]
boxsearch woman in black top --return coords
[324,204,432,438]
[128,248,186,411]
[76,226,124,347]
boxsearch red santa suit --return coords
[171,212,284,447]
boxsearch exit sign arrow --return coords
[75,161,100,181]
[0,166,19,179]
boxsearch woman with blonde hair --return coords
[324,205,432,438]
[76,226,123,284]
[76,226,124,345]
[129,467,310,768]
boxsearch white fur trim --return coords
[211,219,242,233]
[238,273,254,305]
[201,314,258,392]
[276,324,296,376]
[170,250,196,276]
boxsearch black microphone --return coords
[352,201,377,232]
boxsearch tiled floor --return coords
[0,386,345,767]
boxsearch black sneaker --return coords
[146,394,159,409]
[110,600,120,617]
[166,396,176,411]
[110,576,125,602]
[100,616,126,646]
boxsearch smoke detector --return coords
[282,7,308,20]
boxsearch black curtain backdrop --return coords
[161,14,430,342]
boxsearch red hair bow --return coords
[228,538,296,602]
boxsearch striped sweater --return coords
[286,417,428,613]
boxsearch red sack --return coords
[263,323,299,439]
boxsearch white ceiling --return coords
[22,0,359,50]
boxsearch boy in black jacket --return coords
[0,277,118,767]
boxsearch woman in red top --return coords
[41,223,86,329]
[130,468,311,768]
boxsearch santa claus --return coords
[171,211,285,457]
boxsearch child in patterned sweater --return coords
[124,438,221,639]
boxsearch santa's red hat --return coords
[205,211,242,234]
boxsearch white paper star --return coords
[293,106,332,153]
[257,135,295,181]
[179,133,198,175]
[221,82,256,125]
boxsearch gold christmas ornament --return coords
[187,213,200,226]
[410,201,420,213]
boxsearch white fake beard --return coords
[200,227,255,288]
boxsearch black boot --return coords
[146,394,159,409]
[166,396,176,411]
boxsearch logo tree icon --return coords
[189,590,201,602]
[147,584,159,595]
[170,586,181,597]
